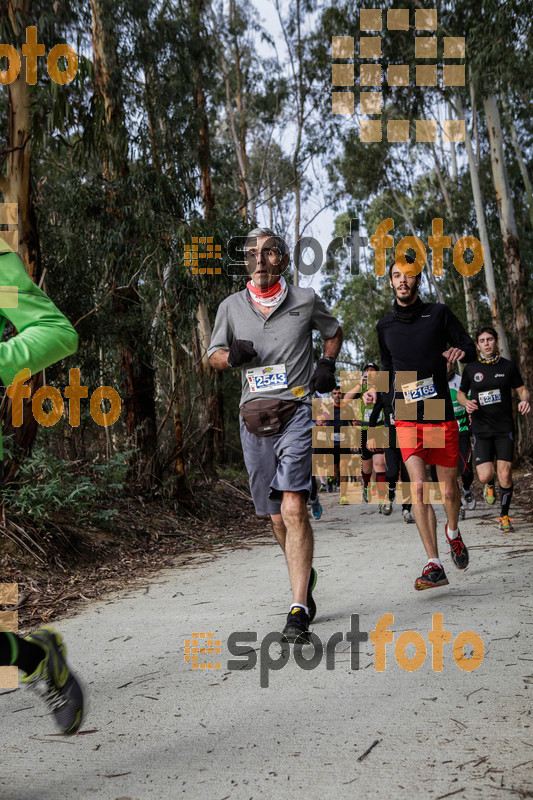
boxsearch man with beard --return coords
[457,326,530,532]
[365,260,477,591]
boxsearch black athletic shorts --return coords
[360,428,385,461]
[473,431,514,465]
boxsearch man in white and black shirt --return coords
[457,326,530,532]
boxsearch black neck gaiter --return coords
[392,296,425,324]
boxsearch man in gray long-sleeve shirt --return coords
[208,227,342,643]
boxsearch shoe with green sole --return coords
[484,483,496,505]
[21,627,84,735]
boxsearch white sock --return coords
[447,525,459,539]
[428,558,442,568]
[290,603,309,615]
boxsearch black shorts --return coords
[360,428,385,461]
[473,431,514,465]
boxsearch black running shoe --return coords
[446,524,469,570]
[281,607,310,643]
[307,567,317,623]
[21,627,85,735]
[414,562,449,591]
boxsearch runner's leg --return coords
[459,433,474,492]
[435,463,461,530]
[385,445,399,500]
[373,452,387,507]
[404,455,439,560]
[280,490,313,606]
[476,464,495,486]
[496,459,513,516]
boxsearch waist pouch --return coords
[240,398,300,436]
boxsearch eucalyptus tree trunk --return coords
[143,55,187,495]
[0,0,42,479]
[158,262,187,496]
[292,0,304,286]
[456,95,509,357]
[484,93,533,456]
[502,97,533,230]
[430,143,477,331]
[90,0,159,490]
[191,0,221,472]
[211,16,251,219]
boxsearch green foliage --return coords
[2,447,133,530]
[0,0,530,483]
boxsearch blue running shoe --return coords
[310,497,322,520]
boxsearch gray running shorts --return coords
[239,403,313,516]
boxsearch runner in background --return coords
[315,386,355,505]
[308,476,323,519]
[356,364,389,512]
[366,389,414,522]
[430,367,476,520]
[457,326,530,533]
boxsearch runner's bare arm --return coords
[516,385,531,415]
[322,326,343,359]
[209,349,231,370]
[456,389,478,414]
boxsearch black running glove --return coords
[309,357,336,394]
[228,339,257,367]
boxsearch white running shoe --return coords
[462,489,476,510]
[402,508,414,524]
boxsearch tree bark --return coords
[484,93,533,455]
[456,94,510,356]
[190,0,222,473]
[502,96,533,230]
[90,0,159,490]
[0,0,43,478]
[430,142,478,331]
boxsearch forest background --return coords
[0,0,531,590]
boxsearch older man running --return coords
[208,228,342,642]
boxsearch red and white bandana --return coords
[247,275,287,307]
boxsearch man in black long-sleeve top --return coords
[366,261,477,591]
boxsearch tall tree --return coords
[0,0,44,474]
[484,94,533,452]
[90,0,159,490]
